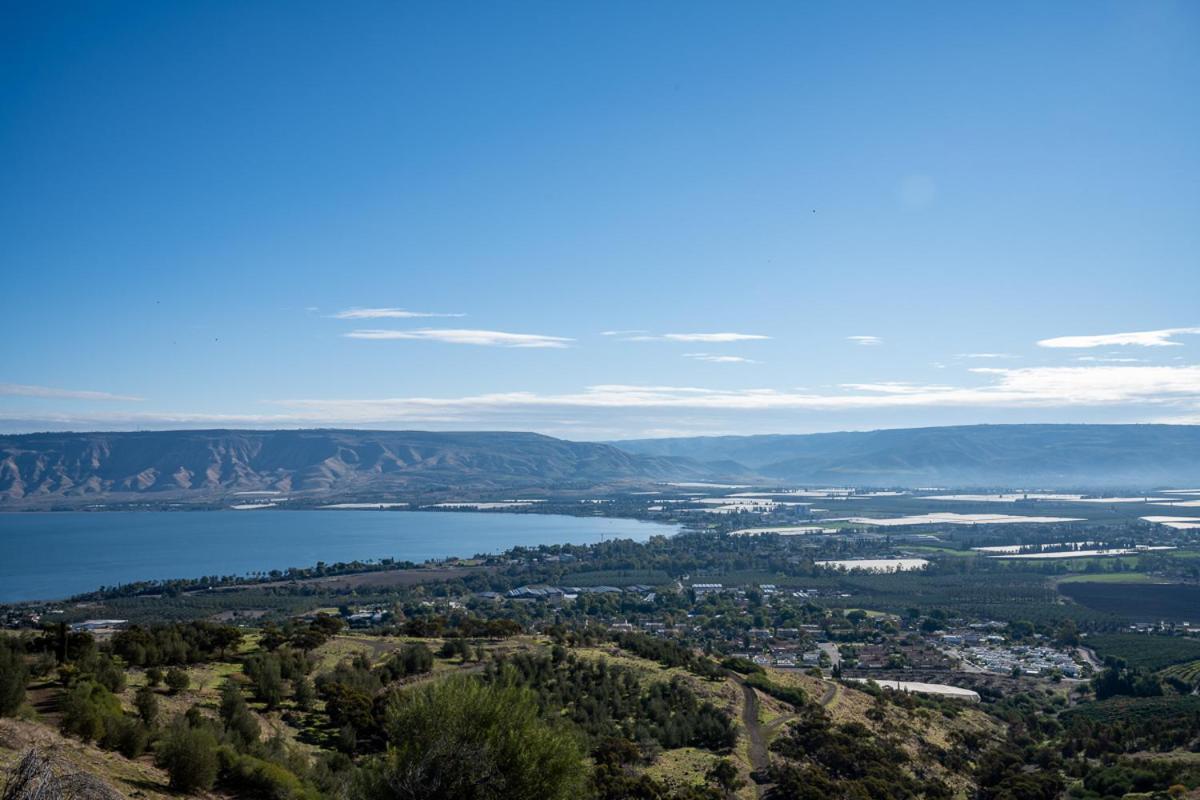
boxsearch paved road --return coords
[818,642,841,671]
[942,646,987,674]
[1077,646,1103,670]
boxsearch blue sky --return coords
[2,1,1198,438]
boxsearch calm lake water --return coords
[0,511,676,603]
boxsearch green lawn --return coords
[1057,572,1163,584]
[902,546,978,558]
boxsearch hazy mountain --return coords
[0,429,719,507]
[611,424,1200,488]
[4,425,1197,507]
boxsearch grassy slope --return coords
[3,634,999,799]
[761,667,1002,797]
[0,717,212,800]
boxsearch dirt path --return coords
[763,712,797,734]
[818,680,841,708]
[735,680,770,798]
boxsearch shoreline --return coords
[0,509,680,606]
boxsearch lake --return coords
[0,511,676,603]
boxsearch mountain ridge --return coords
[2,424,1198,507]
[0,429,719,507]
[610,423,1200,488]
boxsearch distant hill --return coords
[4,424,1197,506]
[0,429,719,507]
[611,424,1200,488]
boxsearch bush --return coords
[721,656,763,675]
[0,638,29,716]
[357,677,586,800]
[220,749,321,800]
[110,715,150,759]
[219,680,260,746]
[164,667,190,695]
[134,685,158,726]
[60,680,123,743]
[745,672,807,709]
[294,676,315,711]
[245,653,285,709]
[156,720,219,792]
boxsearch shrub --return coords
[156,720,219,792]
[357,677,586,800]
[164,667,190,695]
[134,685,158,726]
[60,681,123,743]
[0,638,29,716]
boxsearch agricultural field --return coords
[1060,583,1200,622]
[1159,660,1200,687]
[1084,635,1200,671]
[1055,572,1163,584]
[1062,695,1200,727]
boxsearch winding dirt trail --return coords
[738,681,770,797]
[818,680,841,708]
[732,674,845,796]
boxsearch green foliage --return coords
[357,676,587,800]
[294,675,315,710]
[377,643,434,681]
[1077,760,1200,799]
[767,706,950,800]
[590,738,723,800]
[0,637,29,716]
[720,656,763,675]
[111,620,243,666]
[219,679,261,747]
[484,651,737,751]
[1061,695,1200,753]
[1086,634,1200,672]
[219,748,322,800]
[245,652,286,709]
[744,672,807,710]
[164,666,190,694]
[1060,583,1200,622]
[1091,661,1163,700]
[156,719,220,792]
[706,758,746,797]
[60,680,124,743]
[110,714,151,759]
[134,685,158,726]
[145,665,163,686]
[90,654,127,694]
[1158,658,1200,690]
[612,632,725,680]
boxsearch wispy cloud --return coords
[600,330,648,337]
[1077,356,1145,363]
[664,332,769,343]
[838,382,956,394]
[270,365,1200,418]
[332,307,465,319]
[0,383,143,402]
[619,332,770,342]
[847,335,882,346]
[8,365,1199,433]
[684,353,759,364]
[344,328,573,348]
[1038,327,1200,348]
